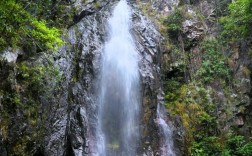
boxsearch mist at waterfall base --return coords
[93,0,175,156]
[95,0,140,155]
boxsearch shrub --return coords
[29,20,64,51]
[192,135,252,156]
[196,38,230,83]
[238,141,252,155]
[0,0,63,52]
[165,81,219,154]
[220,0,252,40]
[163,7,184,38]
[17,61,61,95]
[192,137,224,156]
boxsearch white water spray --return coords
[96,0,140,155]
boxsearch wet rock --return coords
[132,4,180,155]
[173,116,185,156]
[67,107,88,155]
[44,1,114,155]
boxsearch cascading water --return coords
[156,103,175,156]
[96,0,140,155]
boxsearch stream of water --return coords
[95,0,175,155]
[157,104,176,156]
[96,0,140,155]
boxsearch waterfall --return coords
[156,104,175,156]
[96,0,140,155]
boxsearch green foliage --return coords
[0,1,66,153]
[0,0,28,50]
[192,137,224,156]
[30,20,64,51]
[214,0,232,16]
[220,0,252,40]
[17,61,61,95]
[163,7,184,38]
[191,134,252,156]
[165,8,183,32]
[225,135,247,155]
[164,78,183,102]
[0,0,63,52]
[0,56,61,155]
[196,38,230,83]
[165,80,219,154]
[239,141,252,155]
[162,1,252,156]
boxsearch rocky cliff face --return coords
[1,0,252,155]
[174,0,251,135]
[157,0,252,155]
[47,0,180,155]
[1,0,179,155]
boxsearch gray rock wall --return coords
[44,0,170,155]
